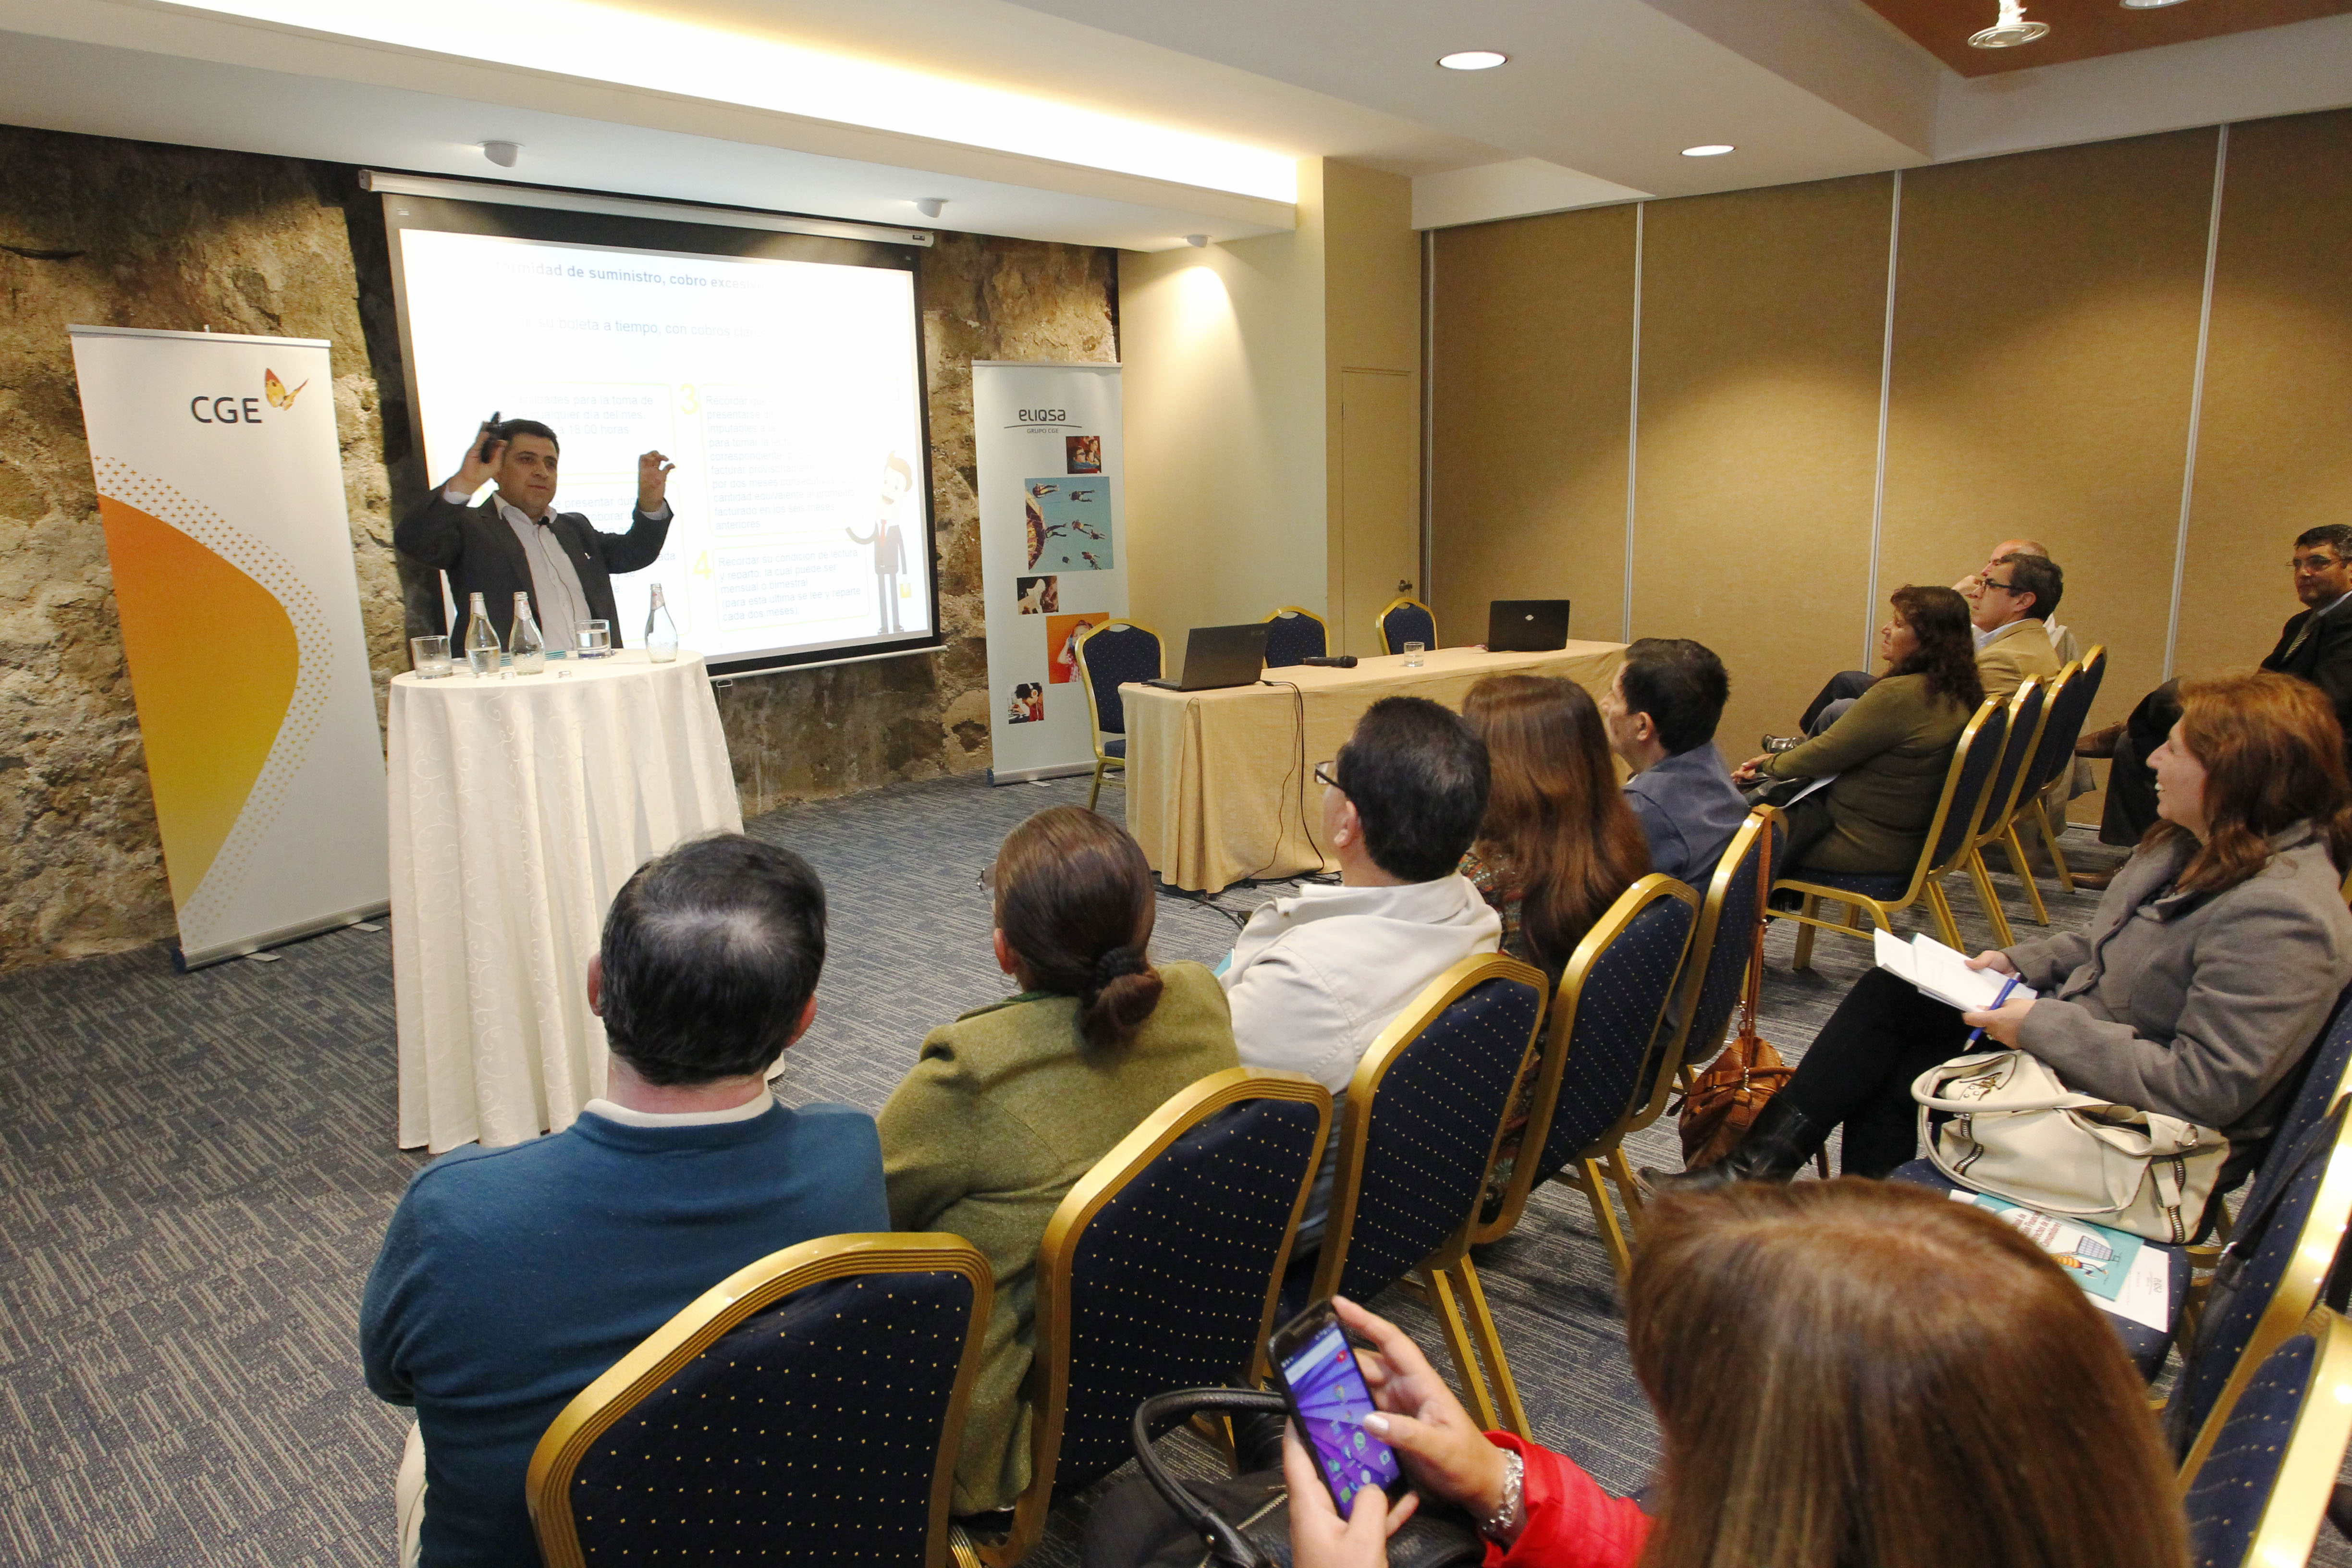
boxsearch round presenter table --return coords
[388,650,741,1152]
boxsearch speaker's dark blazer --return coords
[394,492,673,649]
[2264,600,2352,748]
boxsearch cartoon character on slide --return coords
[846,453,914,634]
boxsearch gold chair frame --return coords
[2001,645,2107,920]
[1071,618,1163,813]
[1373,596,1437,657]
[528,1233,992,1568]
[1958,675,2053,949]
[2179,1305,2352,1566]
[958,1067,1333,1568]
[2174,1105,2352,1486]
[1305,954,1551,1439]
[1263,604,1331,662]
[1774,695,2009,969]
[1469,876,1701,1289]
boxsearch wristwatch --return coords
[1479,1448,1525,1542]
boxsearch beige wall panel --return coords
[1632,174,1893,766]
[1323,161,1422,654]
[2177,110,2352,680]
[1431,206,1637,653]
[1881,131,2216,819]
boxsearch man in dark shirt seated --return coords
[1602,638,1748,887]
[362,834,888,1568]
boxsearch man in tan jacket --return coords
[1973,551,2065,701]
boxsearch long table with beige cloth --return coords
[1124,641,1627,894]
[389,650,742,1152]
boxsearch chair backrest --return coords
[1375,598,1436,657]
[528,1234,990,1568]
[2173,1100,2352,1474]
[1976,677,2048,839]
[1644,811,1784,1121]
[1512,877,1701,1196]
[1920,697,2010,880]
[1312,954,1550,1305]
[1000,1069,1331,1556]
[2235,983,2352,1225]
[1073,621,1162,740]
[1262,606,1329,667]
[2181,1307,2352,1568]
[2021,644,2106,801]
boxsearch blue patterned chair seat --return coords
[1786,868,1910,900]
[2183,1324,2327,1568]
[1102,736,1125,759]
[1891,1159,2188,1380]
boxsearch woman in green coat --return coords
[1732,585,1984,876]
[880,805,1239,1515]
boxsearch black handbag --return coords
[1083,1388,1486,1568]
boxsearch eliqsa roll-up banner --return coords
[971,361,1127,782]
[68,326,391,968]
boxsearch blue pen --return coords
[1964,974,2022,1048]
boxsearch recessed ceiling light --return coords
[1437,50,1509,70]
[1682,144,1735,157]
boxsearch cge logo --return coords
[188,368,308,425]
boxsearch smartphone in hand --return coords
[476,412,502,463]
[1268,1300,1405,1513]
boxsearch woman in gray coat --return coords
[1662,670,2352,1186]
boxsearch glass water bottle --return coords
[463,592,500,675]
[508,591,546,675]
[645,583,679,664]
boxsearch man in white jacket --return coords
[1223,696,1502,1246]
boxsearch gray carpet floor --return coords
[1,772,2337,1565]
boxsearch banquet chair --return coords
[1072,620,1162,812]
[1956,676,2048,948]
[2009,644,2107,915]
[953,1068,1331,1567]
[1261,606,1329,668]
[1470,877,1700,1287]
[2180,1308,2352,1568]
[1639,809,1783,1113]
[1892,980,2352,1384]
[1773,695,2009,968]
[527,1234,990,1568]
[1375,597,1436,657]
[1303,954,1549,1438]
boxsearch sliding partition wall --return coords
[1431,108,2352,817]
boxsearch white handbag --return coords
[1911,1050,2229,1243]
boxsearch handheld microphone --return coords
[1298,654,1359,668]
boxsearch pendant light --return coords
[1969,0,2051,47]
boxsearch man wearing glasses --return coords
[1971,551,2065,701]
[2080,525,2352,882]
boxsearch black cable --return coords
[1235,679,1314,887]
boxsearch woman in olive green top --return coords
[1733,586,1984,875]
[880,806,1239,1516]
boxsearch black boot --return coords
[1643,1095,1830,1195]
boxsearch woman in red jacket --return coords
[1285,1180,2186,1568]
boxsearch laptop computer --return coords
[1487,599,1572,653]
[1145,623,1269,691]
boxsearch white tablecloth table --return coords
[390,651,742,1151]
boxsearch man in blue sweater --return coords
[1603,638,1748,888]
[362,834,889,1568]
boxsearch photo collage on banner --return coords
[972,367,1125,778]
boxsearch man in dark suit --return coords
[395,418,675,651]
[2080,524,2352,875]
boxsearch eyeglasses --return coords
[1313,760,1344,792]
[1980,578,2020,595]
[2291,556,2345,573]
[973,863,997,895]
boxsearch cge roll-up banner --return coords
[68,326,391,968]
[972,360,1127,782]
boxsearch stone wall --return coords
[0,123,1116,969]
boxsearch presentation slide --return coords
[396,228,931,669]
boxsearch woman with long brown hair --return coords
[1669,669,2352,1188]
[1266,1180,2189,1568]
[880,805,1238,1514]
[1459,674,1649,978]
[1732,585,1984,875]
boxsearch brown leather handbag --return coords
[1674,817,1802,1168]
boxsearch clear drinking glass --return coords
[573,619,612,659]
[1403,640,1426,668]
[409,635,452,678]
[508,591,547,675]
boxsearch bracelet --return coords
[1479,1448,1525,1542]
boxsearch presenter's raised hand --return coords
[444,422,505,497]
[638,450,675,511]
